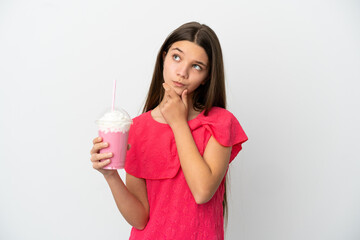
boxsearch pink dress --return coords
[125,107,248,240]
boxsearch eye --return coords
[173,54,180,61]
[193,64,202,71]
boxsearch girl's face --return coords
[163,40,209,97]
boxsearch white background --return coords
[0,0,359,239]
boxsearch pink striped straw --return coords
[112,80,116,111]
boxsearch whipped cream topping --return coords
[96,109,132,133]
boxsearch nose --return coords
[176,63,188,79]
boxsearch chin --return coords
[169,84,184,95]
[174,89,183,96]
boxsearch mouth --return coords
[173,81,185,87]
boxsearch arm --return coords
[90,137,149,229]
[160,83,231,204]
[171,122,231,204]
[104,173,149,230]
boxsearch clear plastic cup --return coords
[96,108,132,169]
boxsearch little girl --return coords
[90,21,248,240]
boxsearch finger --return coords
[163,83,179,99]
[90,152,113,162]
[90,142,108,154]
[93,136,102,144]
[181,89,188,109]
[93,159,111,169]
[127,144,131,150]
[162,83,174,99]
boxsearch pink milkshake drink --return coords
[96,108,132,169]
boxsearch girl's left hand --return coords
[160,83,188,128]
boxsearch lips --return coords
[173,81,184,87]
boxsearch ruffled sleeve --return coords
[197,107,248,163]
[125,108,248,180]
[124,112,180,179]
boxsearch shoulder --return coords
[200,107,248,163]
[129,110,171,138]
[204,107,238,122]
[128,111,151,138]
[208,106,233,114]
[132,111,150,123]
[130,111,156,130]
[125,111,180,179]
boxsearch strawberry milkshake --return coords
[96,109,132,169]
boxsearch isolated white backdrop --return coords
[0,0,359,239]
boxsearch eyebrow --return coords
[170,47,208,68]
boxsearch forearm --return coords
[171,121,215,203]
[104,173,149,230]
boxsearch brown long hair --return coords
[142,21,229,223]
[143,21,226,115]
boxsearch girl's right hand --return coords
[90,137,116,176]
